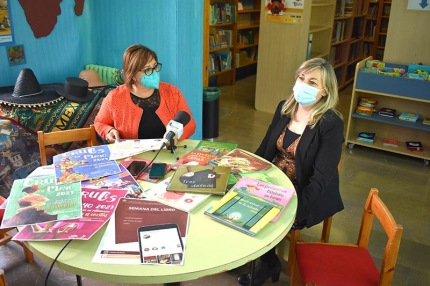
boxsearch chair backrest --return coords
[357,188,403,285]
[37,125,98,166]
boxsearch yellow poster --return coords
[264,0,304,24]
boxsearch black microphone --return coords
[162,111,191,144]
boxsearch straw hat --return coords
[0,68,63,107]
[79,70,107,88]
[56,77,94,102]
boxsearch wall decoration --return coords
[0,0,15,46]
[407,0,430,11]
[264,0,304,24]
[6,44,26,66]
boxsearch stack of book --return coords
[378,108,396,118]
[399,111,420,122]
[357,132,376,143]
[356,97,377,116]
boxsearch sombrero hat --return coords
[0,68,63,107]
[56,77,94,102]
[79,70,107,88]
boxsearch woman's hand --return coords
[106,128,120,144]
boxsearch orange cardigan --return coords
[94,82,196,140]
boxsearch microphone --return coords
[162,111,191,144]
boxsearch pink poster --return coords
[14,188,127,241]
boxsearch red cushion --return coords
[296,243,380,286]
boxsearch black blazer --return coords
[255,101,344,227]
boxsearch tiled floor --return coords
[1,75,430,285]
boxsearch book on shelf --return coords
[172,149,220,170]
[204,189,282,236]
[399,111,420,122]
[194,140,238,156]
[423,118,430,126]
[166,165,231,195]
[378,107,396,117]
[382,138,399,148]
[1,175,82,228]
[406,141,423,152]
[357,132,376,143]
[142,176,211,213]
[14,187,128,241]
[306,34,313,60]
[210,148,272,174]
[229,177,295,222]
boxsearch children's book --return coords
[14,188,127,241]
[171,149,220,170]
[1,175,82,228]
[120,158,172,183]
[382,138,399,148]
[378,107,396,117]
[423,118,430,126]
[210,148,272,174]
[399,111,420,122]
[204,189,282,236]
[53,145,121,184]
[229,177,295,222]
[357,132,376,143]
[194,140,238,156]
[166,165,231,195]
[406,141,423,151]
[142,176,211,213]
[227,170,273,191]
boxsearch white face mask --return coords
[293,81,322,106]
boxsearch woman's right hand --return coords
[106,128,120,144]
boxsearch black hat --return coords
[56,77,94,102]
[0,68,63,107]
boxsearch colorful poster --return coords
[1,175,82,228]
[14,188,128,241]
[264,0,304,24]
[53,145,121,184]
[0,0,15,46]
[6,44,25,65]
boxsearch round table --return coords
[25,140,297,284]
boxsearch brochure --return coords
[109,139,164,160]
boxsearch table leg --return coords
[76,275,82,286]
[249,260,255,286]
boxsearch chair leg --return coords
[287,229,301,276]
[320,216,333,243]
[0,269,6,286]
[290,252,302,286]
[12,240,34,263]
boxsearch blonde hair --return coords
[122,44,158,89]
[281,58,342,128]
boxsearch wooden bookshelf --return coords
[203,0,261,87]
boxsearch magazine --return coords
[53,145,121,184]
[14,188,127,241]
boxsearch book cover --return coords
[378,107,396,117]
[1,175,82,228]
[357,132,375,143]
[120,158,172,183]
[382,138,399,147]
[204,189,282,236]
[142,176,211,213]
[194,140,238,156]
[210,148,272,174]
[399,111,420,122]
[14,188,127,241]
[166,165,231,195]
[423,118,430,125]
[230,177,295,222]
[53,145,121,184]
[227,170,274,191]
[171,149,220,170]
[406,141,423,151]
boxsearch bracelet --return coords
[106,128,115,139]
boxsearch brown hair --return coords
[122,44,158,89]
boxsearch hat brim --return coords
[0,83,64,107]
[56,88,94,103]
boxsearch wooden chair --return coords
[290,188,403,286]
[37,125,98,165]
[0,269,6,286]
[285,159,341,276]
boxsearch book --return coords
[378,107,396,117]
[357,132,375,143]
[399,111,420,122]
[171,149,220,170]
[109,139,164,160]
[1,175,82,228]
[227,170,274,191]
[166,165,231,195]
[53,145,121,184]
[406,141,423,151]
[210,148,272,174]
[204,189,282,236]
[230,177,295,222]
[142,176,211,213]
[382,138,399,148]
[423,118,430,125]
[14,188,128,241]
[194,140,238,156]
[306,33,313,59]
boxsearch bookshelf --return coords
[203,0,261,87]
[329,0,366,90]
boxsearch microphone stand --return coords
[166,138,187,160]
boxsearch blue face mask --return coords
[293,81,322,106]
[140,71,160,89]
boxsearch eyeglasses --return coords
[139,63,162,76]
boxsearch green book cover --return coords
[194,140,238,156]
[204,189,282,236]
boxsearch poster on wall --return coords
[6,44,25,66]
[264,0,304,24]
[0,0,15,46]
[407,0,430,11]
